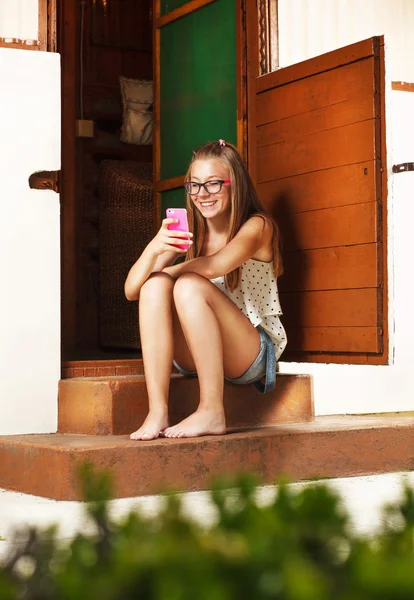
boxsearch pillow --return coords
[119,75,153,107]
[120,106,152,145]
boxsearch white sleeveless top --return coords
[210,259,287,361]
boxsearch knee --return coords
[140,272,174,303]
[173,273,207,305]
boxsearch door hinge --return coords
[29,170,60,193]
[392,162,414,173]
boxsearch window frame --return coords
[0,0,55,52]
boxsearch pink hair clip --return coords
[218,139,226,147]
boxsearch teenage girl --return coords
[125,140,287,440]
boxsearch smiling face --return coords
[189,159,232,220]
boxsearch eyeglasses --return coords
[184,179,231,195]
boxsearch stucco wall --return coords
[0,48,61,434]
[278,0,414,82]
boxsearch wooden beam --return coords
[47,0,58,52]
[153,0,161,232]
[155,175,185,193]
[60,0,79,353]
[155,0,216,29]
[257,36,384,94]
[38,0,48,50]
[391,81,414,92]
[0,38,40,50]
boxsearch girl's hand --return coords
[150,218,193,256]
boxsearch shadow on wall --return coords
[272,189,308,357]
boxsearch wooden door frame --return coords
[58,0,79,354]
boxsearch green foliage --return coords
[0,466,413,600]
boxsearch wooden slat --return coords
[280,202,376,251]
[285,326,380,353]
[246,0,259,184]
[377,43,388,365]
[0,39,40,50]
[47,0,57,52]
[154,0,161,229]
[155,175,185,192]
[256,57,375,127]
[391,81,414,92]
[256,36,381,94]
[280,244,378,292]
[38,0,48,50]
[257,120,376,183]
[156,0,215,29]
[281,289,378,327]
[60,0,78,351]
[258,161,376,213]
[282,349,378,362]
[257,94,375,147]
[236,0,248,160]
[282,351,380,364]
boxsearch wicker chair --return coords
[98,159,153,349]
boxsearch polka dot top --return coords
[210,259,287,361]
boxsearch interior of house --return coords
[59,0,154,362]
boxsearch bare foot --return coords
[130,412,169,441]
[163,408,226,439]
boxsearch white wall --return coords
[278,0,414,82]
[0,0,38,41]
[278,1,414,415]
[0,48,61,434]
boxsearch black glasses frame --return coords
[184,179,231,195]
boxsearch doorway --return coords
[58,0,153,362]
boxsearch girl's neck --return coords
[203,218,229,256]
[205,213,230,236]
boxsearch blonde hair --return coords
[185,140,283,291]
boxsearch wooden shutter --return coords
[246,7,388,364]
[153,0,244,220]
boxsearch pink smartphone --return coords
[166,208,190,250]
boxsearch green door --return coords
[154,0,240,222]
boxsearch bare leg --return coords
[164,273,261,439]
[130,273,175,440]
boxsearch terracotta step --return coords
[0,415,413,500]
[58,373,314,435]
[61,359,145,379]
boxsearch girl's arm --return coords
[124,219,193,300]
[163,216,268,280]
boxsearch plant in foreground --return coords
[0,465,413,600]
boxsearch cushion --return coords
[119,75,153,107]
[120,106,152,145]
[119,76,153,145]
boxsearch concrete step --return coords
[58,373,314,435]
[0,415,413,500]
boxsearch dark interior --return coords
[60,0,153,361]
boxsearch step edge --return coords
[59,372,313,383]
[1,416,413,452]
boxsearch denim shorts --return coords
[173,326,276,393]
